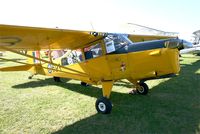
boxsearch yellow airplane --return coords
[0,24,190,114]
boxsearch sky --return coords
[0,0,199,39]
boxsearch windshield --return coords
[104,34,132,53]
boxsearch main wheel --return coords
[136,82,149,95]
[95,97,112,114]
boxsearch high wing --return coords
[0,24,103,51]
[0,24,176,51]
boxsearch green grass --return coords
[0,53,200,134]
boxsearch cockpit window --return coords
[104,34,132,53]
[61,49,83,66]
[84,43,102,60]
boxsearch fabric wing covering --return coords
[0,24,103,51]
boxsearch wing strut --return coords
[0,46,88,76]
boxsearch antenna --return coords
[90,21,95,31]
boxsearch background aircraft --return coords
[126,23,178,36]
[180,30,200,55]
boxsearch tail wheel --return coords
[81,81,89,86]
[28,75,33,79]
[136,82,149,95]
[53,77,61,82]
[95,97,112,114]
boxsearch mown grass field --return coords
[0,52,200,134]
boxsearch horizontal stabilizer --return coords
[0,64,34,71]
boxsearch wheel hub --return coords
[138,86,144,93]
[98,102,106,112]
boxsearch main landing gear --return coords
[95,97,112,114]
[95,81,149,114]
[95,81,113,114]
[136,82,149,95]
[128,79,149,95]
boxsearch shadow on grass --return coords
[114,80,133,88]
[12,78,71,89]
[0,59,4,65]
[12,61,200,134]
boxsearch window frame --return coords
[83,40,105,60]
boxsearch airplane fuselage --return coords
[34,34,181,85]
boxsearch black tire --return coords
[95,97,112,114]
[28,76,33,79]
[81,81,89,86]
[53,77,61,82]
[136,82,149,95]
